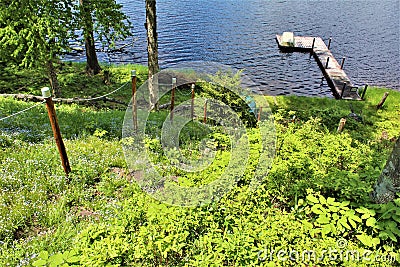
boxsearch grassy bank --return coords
[0,63,399,266]
[0,62,147,110]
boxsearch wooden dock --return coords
[276,34,361,100]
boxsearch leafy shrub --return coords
[299,190,400,253]
[0,132,12,148]
[1,73,399,266]
[366,197,400,243]
[266,117,383,204]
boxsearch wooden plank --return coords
[276,34,361,100]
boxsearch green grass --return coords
[0,64,399,266]
[0,62,148,109]
[267,87,400,142]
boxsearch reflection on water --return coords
[64,0,399,96]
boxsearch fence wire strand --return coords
[78,81,130,101]
[0,101,45,122]
[176,87,193,96]
[0,81,130,122]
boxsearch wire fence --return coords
[176,87,193,96]
[0,76,268,177]
[0,101,45,122]
[0,81,130,122]
[77,81,129,101]
[0,80,264,122]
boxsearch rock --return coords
[371,138,400,203]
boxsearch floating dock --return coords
[276,34,361,100]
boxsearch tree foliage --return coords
[0,0,75,96]
[0,0,133,92]
[84,0,132,49]
[0,0,74,67]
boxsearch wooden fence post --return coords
[131,70,138,132]
[257,107,263,122]
[170,78,176,122]
[191,84,195,119]
[337,118,346,133]
[41,87,71,176]
[376,92,389,109]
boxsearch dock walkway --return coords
[276,35,361,100]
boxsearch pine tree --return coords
[0,0,75,97]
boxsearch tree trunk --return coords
[145,0,159,110]
[47,59,61,97]
[80,0,101,75]
[371,138,400,203]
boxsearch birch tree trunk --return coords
[145,0,159,110]
[371,138,400,203]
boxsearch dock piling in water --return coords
[341,57,346,69]
[341,83,347,99]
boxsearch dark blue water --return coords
[65,0,400,96]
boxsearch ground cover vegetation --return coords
[0,63,399,266]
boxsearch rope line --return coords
[176,87,193,96]
[0,101,45,122]
[77,81,130,101]
[0,82,130,122]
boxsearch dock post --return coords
[327,38,332,49]
[320,76,325,85]
[310,38,316,58]
[325,57,330,69]
[361,84,368,100]
[340,83,347,99]
[340,57,346,69]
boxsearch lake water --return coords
[65,0,400,97]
